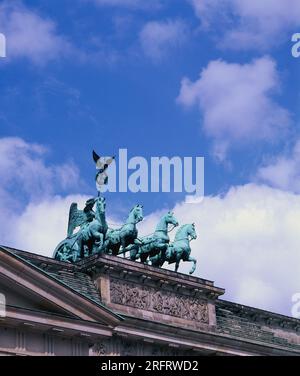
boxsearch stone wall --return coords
[90,254,224,332]
[0,326,90,356]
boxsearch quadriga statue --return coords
[52,150,198,274]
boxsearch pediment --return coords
[0,248,122,326]
[0,273,78,319]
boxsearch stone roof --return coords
[48,269,102,305]
[1,246,102,306]
[216,300,300,351]
[2,245,300,353]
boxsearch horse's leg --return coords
[135,244,145,262]
[188,256,197,274]
[98,233,104,254]
[174,250,184,272]
[160,246,167,267]
[140,254,148,264]
[174,252,181,272]
[149,255,156,266]
[129,244,138,261]
[152,242,166,267]
[111,244,117,256]
[93,232,103,254]
[102,239,109,254]
[119,229,130,258]
[120,237,127,258]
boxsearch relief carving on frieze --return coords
[93,343,106,356]
[110,278,209,323]
[92,338,192,356]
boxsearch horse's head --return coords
[130,204,144,224]
[164,211,179,227]
[187,223,197,240]
[174,223,197,242]
[97,196,106,212]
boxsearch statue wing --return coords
[93,150,100,163]
[93,150,103,170]
[67,203,86,237]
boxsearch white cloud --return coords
[257,140,300,193]
[140,19,188,62]
[177,57,291,160]
[11,195,89,257]
[189,0,300,50]
[139,183,300,315]
[1,137,299,315]
[0,1,72,64]
[0,137,80,201]
[0,137,123,257]
[0,1,125,67]
[0,137,83,253]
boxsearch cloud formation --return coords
[189,0,300,50]
[140,19,188,62]
[177,57,290,160]
[0,137,80,201]
[1,137,300,315]
[139,183,300,316]
[11,194,89,257]
[0,137,123,256]
[0,1,72,64]
[0,137,83,253]
[257,140,300,193]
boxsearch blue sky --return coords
[1,0,298,209]
[1,0,300,315]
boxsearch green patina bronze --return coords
[53,196,108,262]
[152,223,197,274]
[103,204,143,256]
[129,211,178,263]
[53,151,198,274]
